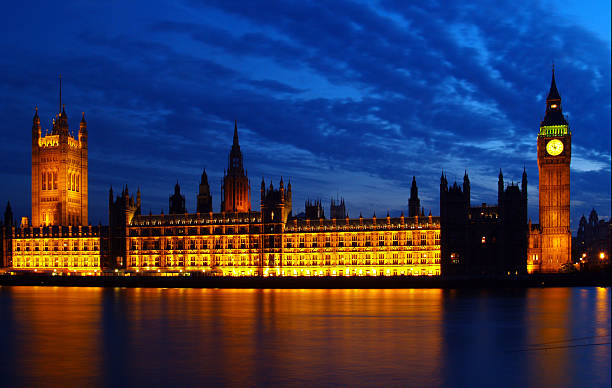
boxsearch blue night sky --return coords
[0,1,610,230]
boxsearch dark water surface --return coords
[0,287,609,388]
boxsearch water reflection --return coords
[0,287,609,388]
[1,287,104,387]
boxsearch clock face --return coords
[546,139,564,156]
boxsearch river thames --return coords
[0,286,609,387]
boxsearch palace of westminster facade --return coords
[0,72,574,276]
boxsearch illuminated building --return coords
[3,71,584,277]
[527,69,572,273]
[124,193,441,277]
[119,124,441,276]
[7,79,100,272]
[10,225,101,271]
[31,78,88,227]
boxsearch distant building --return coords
[574,209,611,267]
[330,197,347,219]
[440,170,528,276]
[107,185,141,268]
[1,202,14,267]
[196,169,213,213]
[169,182,186,214]
[305,199,324,220]
[408,176,420,218]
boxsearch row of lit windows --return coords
[285,232,440,247]
[130,217,436,229]
[133,216,262,227]
[128,232,441,251]
[12,257,99,268]
[131,237,257,251]
[14,239,99,252]
[40,170,81,192]
[127,251,441,268]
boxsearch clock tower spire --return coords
[530,68,572,272]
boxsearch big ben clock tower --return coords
[536,68,572,271]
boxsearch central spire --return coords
[228,121,244,175]
[547,65,561,102]
[222,120,250,212]
[541,66,568,127]
[233,120,239,146]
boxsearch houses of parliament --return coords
[0,72,577,276]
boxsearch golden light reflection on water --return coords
[7,287,104,388]
[0,286,609,387]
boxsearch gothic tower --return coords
[31,78,88,227]
[537,68,572,271]
[196,169,212,213]
[408,176,420,217]
[221,121,251,213]
[169,181,186,214]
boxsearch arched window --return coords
[42,172,46,190]
[76,174,79,192]
[53,171,57,190]
[47,172,52,190]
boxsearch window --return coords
[392,233,398,246]
[421,234,426,246]
[378,234,384,246]
[53,171,57,190]
[42,172,46,190]
[451,253,460,264]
